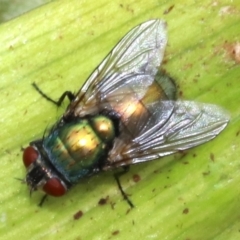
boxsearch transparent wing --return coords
[65,19,168,117]
[62,19,229,170]
[104,101,229,169]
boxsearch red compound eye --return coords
[23,146,39,168]
[43,178,66,197]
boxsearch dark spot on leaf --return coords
[112,230,119,236]
[132,174,141,182]
[110,201,116,210]
[178,150,187,157]
[163,5,174,14]
[203,171,210,176]
[210,153,215,162]
[126,208,132,215]
[73,210,83,220]
[183,208,189,214]
[98,196,109,205]
[222,41,240,64]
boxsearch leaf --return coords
[0,0,239,239]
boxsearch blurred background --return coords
[0,0,51,23]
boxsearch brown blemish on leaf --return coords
[182,63,193,70]
[219,6,239,16]
[183,208,189,214]
[118,4,134,14]
[202,171,210,176]
[110,201,116,210]
[178,90,183,97]
[132,174,141,183]
[178,150,187,157]
[126,208,131,215]
[73,210,83,220]
[98,196,109,205]
[112,230,120,236]
[223,41,240,64]
[210,153,215,162]
[163,5,174,15]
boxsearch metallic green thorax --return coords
[43,115,115,183]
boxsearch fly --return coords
[22,19,229,207]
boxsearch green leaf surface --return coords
[0,0,239,239]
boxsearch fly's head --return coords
[22,145,68,197]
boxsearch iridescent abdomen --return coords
[43,115,115,183]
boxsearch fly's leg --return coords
[38,194,48,207]
[114,166,134,208]
[32,82,75,106]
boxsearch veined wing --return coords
[65,19,168,117]
[104,101,229,169]
[62,19,229,170]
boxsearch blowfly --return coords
[22,19,229,207]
